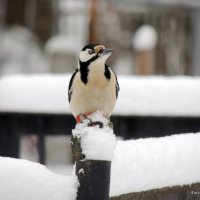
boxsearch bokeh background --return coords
[0,0,200,175]
[1,0,200,76]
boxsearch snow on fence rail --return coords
[110,132,200,197]
[1,124,200,199]
[0,74,200,116]
[0,157,78,200]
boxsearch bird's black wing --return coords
[106,64,120,99]
[68,69,78,102]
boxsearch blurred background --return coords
[1,0,200,76]
[0,0,200,175]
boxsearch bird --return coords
[68,43,119,124]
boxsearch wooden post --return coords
[71,113,115,200]
[71,136,111,200]
[135,50,155,75]
[110,183,200,200]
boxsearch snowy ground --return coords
[0,74,200,116]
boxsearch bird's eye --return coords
[88,49,94,55]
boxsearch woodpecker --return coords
[68,44,119,123]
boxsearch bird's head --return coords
[79,44,113,68]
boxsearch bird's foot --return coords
[76,114,104,128]
[76,112,112,129]
[76,114,90,123]
[76,113,93,125]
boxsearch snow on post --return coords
[71,111,116,200]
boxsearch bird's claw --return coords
[76,113,113,129]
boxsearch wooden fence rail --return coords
[110,183,200,200]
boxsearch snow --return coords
[0,157,78,200]
[45,0,89,56]
[47,164,74,176]
[0,74,200,117]
[133,25,158,51]
[72,111,117,161]
[45,35,80,54]
[0,26,49,75]
[1,132,200,198]
[116,75,200,116]
[0,131,200,200]
[110,132,200,196]
[58,0,89,13]
[0,74,68,113]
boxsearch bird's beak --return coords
[102,48,113,55]
[98,48,113,58]
[94,45,113,58]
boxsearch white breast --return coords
[69,66,116,118]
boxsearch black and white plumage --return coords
[68,44,119,122]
